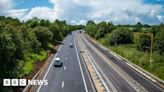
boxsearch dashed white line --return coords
[64,66,66,70]
[65,57,68,60]
[37,45,63,92]
[62,81,64,88]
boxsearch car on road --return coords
[69,43,73,47]
[69,32,72,35]
[54,58,62,67]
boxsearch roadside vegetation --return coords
[85,21,164,80]
[0,16,82,91]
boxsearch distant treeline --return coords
[85,21,164,54]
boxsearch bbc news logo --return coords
[3,78,48,86]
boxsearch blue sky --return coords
[15,0,53,9]
[0,0,164,24]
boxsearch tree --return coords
[33,26,53,49]
[137,35,151,51]
[40,19,50,27]
[109,27,133,45]
[95,22,109,39]
[0,16,76,92]
[25,17,40,28]
[48,24,63,43]
[135,22,143,27]
[0,25,16,77]
[132,26,142,32]
[154,27,164,54]
[20,25,41,53]
[85,21,97,38]
[150,24,164,35]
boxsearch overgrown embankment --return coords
[85,21,164,80]
[0,16,83,91]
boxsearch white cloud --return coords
[0,0,12,11]
[23,7,57,21]
[0,0,28,19]
[49,0,164,24]
[4,9,28,19]
[0,0,163,24]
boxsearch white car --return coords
[69,43,73,47]
[54,58,62,67]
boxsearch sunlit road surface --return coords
[32,30,163,92]
[78,31,164,92]
[36,31,95,92]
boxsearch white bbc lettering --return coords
[19,79,27,86]
[37,80,43,85]
[11,79,18,86]
[44,80,48,85]
[3,78,48,86]
[28,80,48,85]
[3,79,10,86]
[28,80,37,85]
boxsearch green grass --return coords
[22,50,47,76]
[48,43,53,48]
[98,38,164,80]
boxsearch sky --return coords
[0,0,164,25]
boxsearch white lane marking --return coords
[64,66,66,70]
[37,45,63,92]
[74,34,88,92]
[62,81,64,88]
[76,36,96,92]
[65,57,68,61]
[79,35,112,92]
[82,35,164,91]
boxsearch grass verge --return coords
[98,37,164,80]
[22,50,47,76]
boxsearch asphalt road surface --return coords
[34,30,164,92]
[36,31,95,92]
[78,31,164,92]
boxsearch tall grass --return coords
[21,50,47,77]
[98,38,164,80]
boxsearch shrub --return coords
[109,27,133,45]
[137,34,151,51]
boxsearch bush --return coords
[137,34,151,51]
[154,28,164,54]
[109,27,133,45]
[132,27,142,32]
[33,26,53,49]
[95,22,110,39]
[22,50,47,76]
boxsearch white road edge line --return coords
[37,44,63,92]
[62,81,64,88]
[88,35,164,91]
[76,36,96,92]
[74,33,88,92]
[79,34,114,92]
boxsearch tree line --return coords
[85,21,164,54]
[85,21,164,80]
[0,16,81,91]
